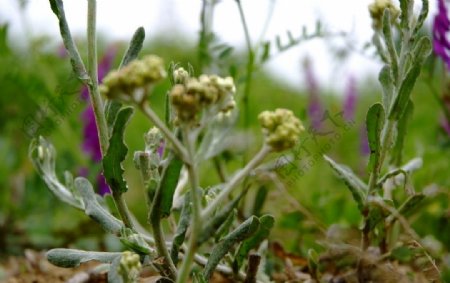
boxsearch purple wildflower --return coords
[157,140,165,158]
[433,0,450,70]
[303,58,323,130]
[97,173,110,196]
[81,106,102,162]
[343,76,357,122]
[80,46,117,195]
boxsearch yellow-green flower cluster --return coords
[258,108,304,151]
[118,251,141,282]
[100,55,166,102]
[368,0,400,30]
[170,68,236,123]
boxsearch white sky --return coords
[0,0,438,93]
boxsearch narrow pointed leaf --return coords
[198,193,244,245]
[203,216,260,280]
[170,192,191,264]
[119,27,145,68]
[233,215,275,271]
[103,107,134,194]
[252,186,268,216]
[323,155,367,212]
[75,177,124,234]
[366,103,385,173]
[382,10,398,82]
[157,154,183,218]
[390,100,413,166]
[399,0,410,29]
[46,248,121,268]
[389,64,421,120]
[379,65,394,111]
[48,0,88,81]
[413,0,429,34]
[398,193,425,217]
[412,36,432,65]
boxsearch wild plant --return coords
[28,0,446,282]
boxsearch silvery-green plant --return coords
[322,0,440,280]
[29,1,304,282]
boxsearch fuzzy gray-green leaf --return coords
[382,10,398,82]
[197,193,244,245]
[48,0,88,82]
[203,216,260,280]
[412,36,432,65]
[103,107,134,194]
[366,103,385,173]
[413,0,429,35]
[233,215,275,271]
[46,248,121,268]
[170,192,191,265]
[389,64,421,120]
[399,0,410,29]
[158,154,183,218]
[379,65,394,111]
[390,100,413,166]
[119,27,145,68]
[75,177,124,234]
[323,155,367,212]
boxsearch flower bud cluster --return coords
[369,0,400,30]
[100,55,166,102]
[169,68,236,124]
[118,251,141,283]
[258,108,304,151]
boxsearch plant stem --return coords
[236,0,255,163]
[86,0,108,156]
[139,101,189,164]
[86,0,136,234]
[176,128,202,283]
[201,144,271,220]
[112,192,134,230]
[149,205,178,280]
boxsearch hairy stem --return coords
[86,0,108,155]
[176,128,202,283]
[201,144,271,219]
[149,207,178,280]
[112,192,134,230]
[236,0,255,162]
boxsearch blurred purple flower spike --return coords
[343,76,357,122]
[360,125,370,156]
[80,45,117,195]
[97,173,110,196]
[433,0,450,70]
[303,58,323,130]
[157,141,165,158]
[81,106,102,162]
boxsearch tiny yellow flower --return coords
[369,0,400,30]
[100,55,166,102]
[259,108,304,151]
